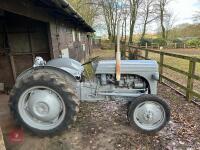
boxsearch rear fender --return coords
[46,58,84,78]
[16,66,78,82]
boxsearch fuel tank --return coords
[95,60,159,74]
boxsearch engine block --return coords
[98,74,147,89]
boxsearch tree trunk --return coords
[121,20,124,41]
[141,23,147,41]
[140,2,150,41]
[129,0,138,44]
[129,18,136,44]
[160,3,166,39]
[125,17,127,43]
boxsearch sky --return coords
[95,0,200,36]
[169,0,200,25]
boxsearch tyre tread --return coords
[9,69,80,136]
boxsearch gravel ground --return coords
[5,83,200,150]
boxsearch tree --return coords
[67,0,100,26]
[193,11,200,23]
[165,11,176,39]
[120,1,129,42]
[128,0,142,44]
[139,0,157,41]
[155,0,172,39]
[167,24,200,39]
[193,0,200,22]
[99,0,122,42]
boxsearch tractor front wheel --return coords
[128,95,170,134]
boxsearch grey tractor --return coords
[9,56,170,136]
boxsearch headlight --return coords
[152,72,159,81]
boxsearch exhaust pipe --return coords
[116,20,121,82]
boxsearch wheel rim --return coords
[18,86,66,130]
[133,101,166,131]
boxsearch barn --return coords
[0,0,94,90]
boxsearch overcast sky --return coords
[170,0,200,25]
[95,0,200,36]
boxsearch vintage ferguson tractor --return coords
[9,54,170,136]
[9,22,170,135]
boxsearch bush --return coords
[186,39,200,47]
[139,38,152,46]
[152,38,167,46]
[172,39,183,44]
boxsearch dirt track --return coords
[3,83,200,150]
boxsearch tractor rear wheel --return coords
[128,95,170,134]
[9,69,79,136]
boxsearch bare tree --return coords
[128,0,142,44]
[139,0,157,41]
[98,0,124,42]
[165,11,176,39]
[193,11,200,23]
[155,0,172,39]
[67,0,100,25]
[194,0,200,22]
[120,1,129,42]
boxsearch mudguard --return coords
[17,58,84,82]
[46,58,84,78]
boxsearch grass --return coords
[93,49,115,59]
[144,52,200,72]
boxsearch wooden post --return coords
[128,45,131,59]
[145,49,148,60]
[175,43,177,49]
[27,23,35,64]
[5,24,17,82]
[158,44,159,50]
[186,60,196,101]
[184,43,186,49]
[159,52,164,83]
[125,50,129,60]
[9,55,17,81]
[116,20,121,82]
[146,42,148,49]
[134,47,138,60]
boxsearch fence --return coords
[138,43,200,49]
[128,45,200,102]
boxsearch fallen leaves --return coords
[5,84,200,150]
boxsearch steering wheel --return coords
[82,56,100,66]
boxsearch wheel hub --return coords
[35,102,49,115]
[134,101,165,130]
[143,110,153,121]
[28,90,62,122]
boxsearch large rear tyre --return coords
[128,95,170,134]
[9,69,79,136]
